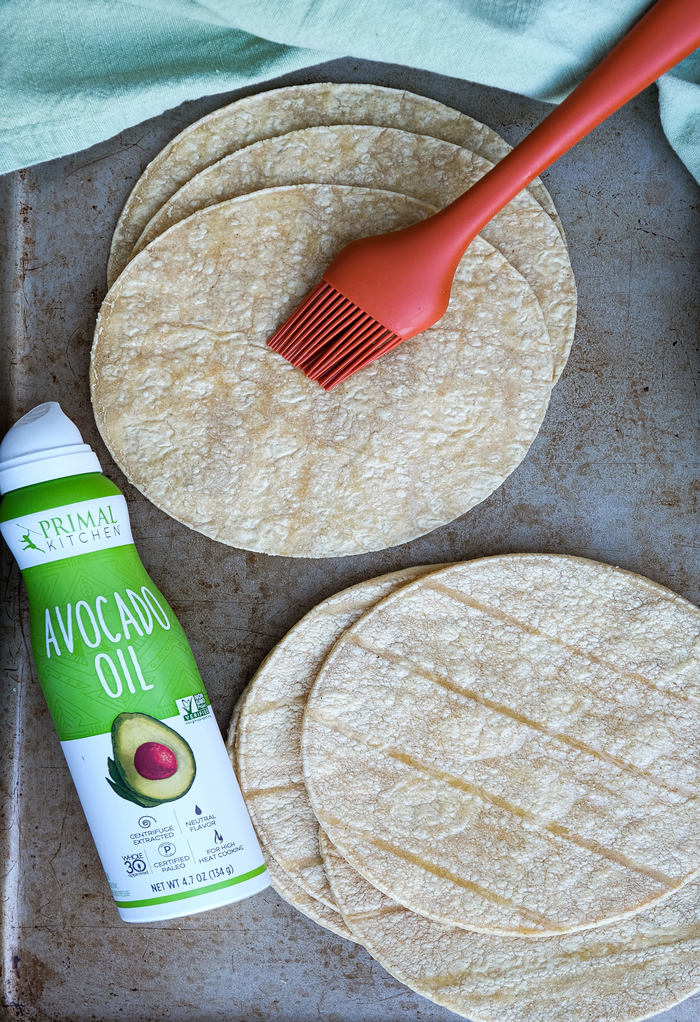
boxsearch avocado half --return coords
[107,712,196,808]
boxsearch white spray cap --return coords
[0,402,102,494]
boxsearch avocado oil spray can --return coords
[0,403,269,921]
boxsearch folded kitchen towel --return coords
[1,0,698,182]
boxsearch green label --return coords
[24,545,207,741]
[113,865,268,908]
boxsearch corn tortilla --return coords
[258,848,357,942]
[302,555,700,934]
[321,832,700,1022]
[92,185,555,558]
[228,565,449,914]
[107,82,561,287]
[227,689,356,940]
[132,125,575,382]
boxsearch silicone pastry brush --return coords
[269,0,700,390]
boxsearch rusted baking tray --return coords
[2,56,700,1022]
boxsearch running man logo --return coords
[2,495,133,569]
[20,531,44,553]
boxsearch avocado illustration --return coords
[106,712,196,807]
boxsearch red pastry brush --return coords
[269,0,700,390]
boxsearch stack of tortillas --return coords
[91,83,576,557]
[228,554,700,1022]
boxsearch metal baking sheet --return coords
[2,56,700,1022]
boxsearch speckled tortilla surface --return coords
[107,82,560,286]
[92,184,554,558]
[321,831,700,1022]
[228,565,447,916]
[302,554,700,934]
[227,688,357,941]
[251,834,357,942]
[132,125,575,383]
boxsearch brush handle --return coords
[324,0,700,339]
[436,0,700,258]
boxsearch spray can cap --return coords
[0,403,102,494]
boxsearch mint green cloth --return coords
[1,0,699,183]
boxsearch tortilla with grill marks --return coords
[302,555,700,935]
[321,831,700,1022]
[228,565,449,916]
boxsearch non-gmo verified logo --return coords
[176,693,210,723]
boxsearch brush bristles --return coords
[267,280,402,390]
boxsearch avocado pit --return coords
[134,741,178,780]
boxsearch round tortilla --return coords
[108,82,561,287]
[228,565,448,914]
[302,555,700,935]
[132,125,575,382]
[227,688,357,941]
[321,832,700,1022]
[92,185,555,558]
[259,847,357,942]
